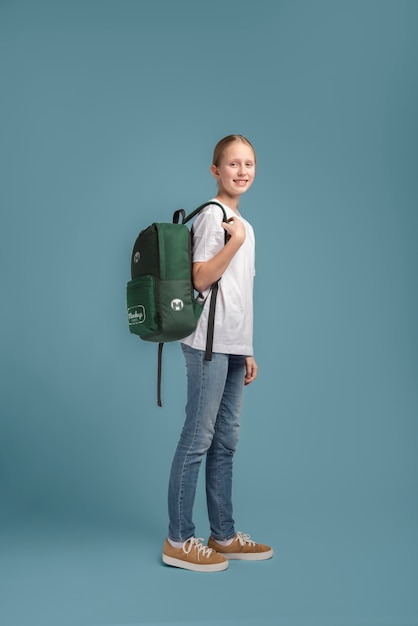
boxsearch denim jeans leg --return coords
[205,354,246,541]
[168,345,229,542]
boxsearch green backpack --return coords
[126,201,227,406]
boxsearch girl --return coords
[162,135,273,572]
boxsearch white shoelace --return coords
[183,537,213,560]
[235,531,256,547]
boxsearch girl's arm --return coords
[192,217,246,293]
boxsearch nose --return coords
[237,162,247,175]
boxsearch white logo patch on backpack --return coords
[171,299,184,311]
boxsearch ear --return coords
[210,164,219,179]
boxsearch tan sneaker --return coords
[162,537,229,572]
[208,531,273,560]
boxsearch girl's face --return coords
[211,141,256,202]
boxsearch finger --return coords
[244,371,255,385]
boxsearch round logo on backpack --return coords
[171,299,184,311]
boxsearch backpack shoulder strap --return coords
[178,200,228,225]
[182,200,228,362]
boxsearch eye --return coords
[246,162,254,167]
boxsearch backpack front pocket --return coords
[126,275,160,338]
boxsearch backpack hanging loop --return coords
[172,209,186,224]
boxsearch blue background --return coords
[1,1,417,625]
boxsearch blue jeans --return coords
[168,344,246,542]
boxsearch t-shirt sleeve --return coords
[191,206,225,263]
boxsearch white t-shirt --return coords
[181,200,255,355]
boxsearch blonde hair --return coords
[212,134,256,167]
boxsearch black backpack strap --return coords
[157,343,164,407]
[204,281,219,361]
[182,200,227,225]
[185,201,228,362]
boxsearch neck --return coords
[215,193,240,214]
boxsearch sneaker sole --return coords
[221,548,274,561]
[162,553,229,572]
